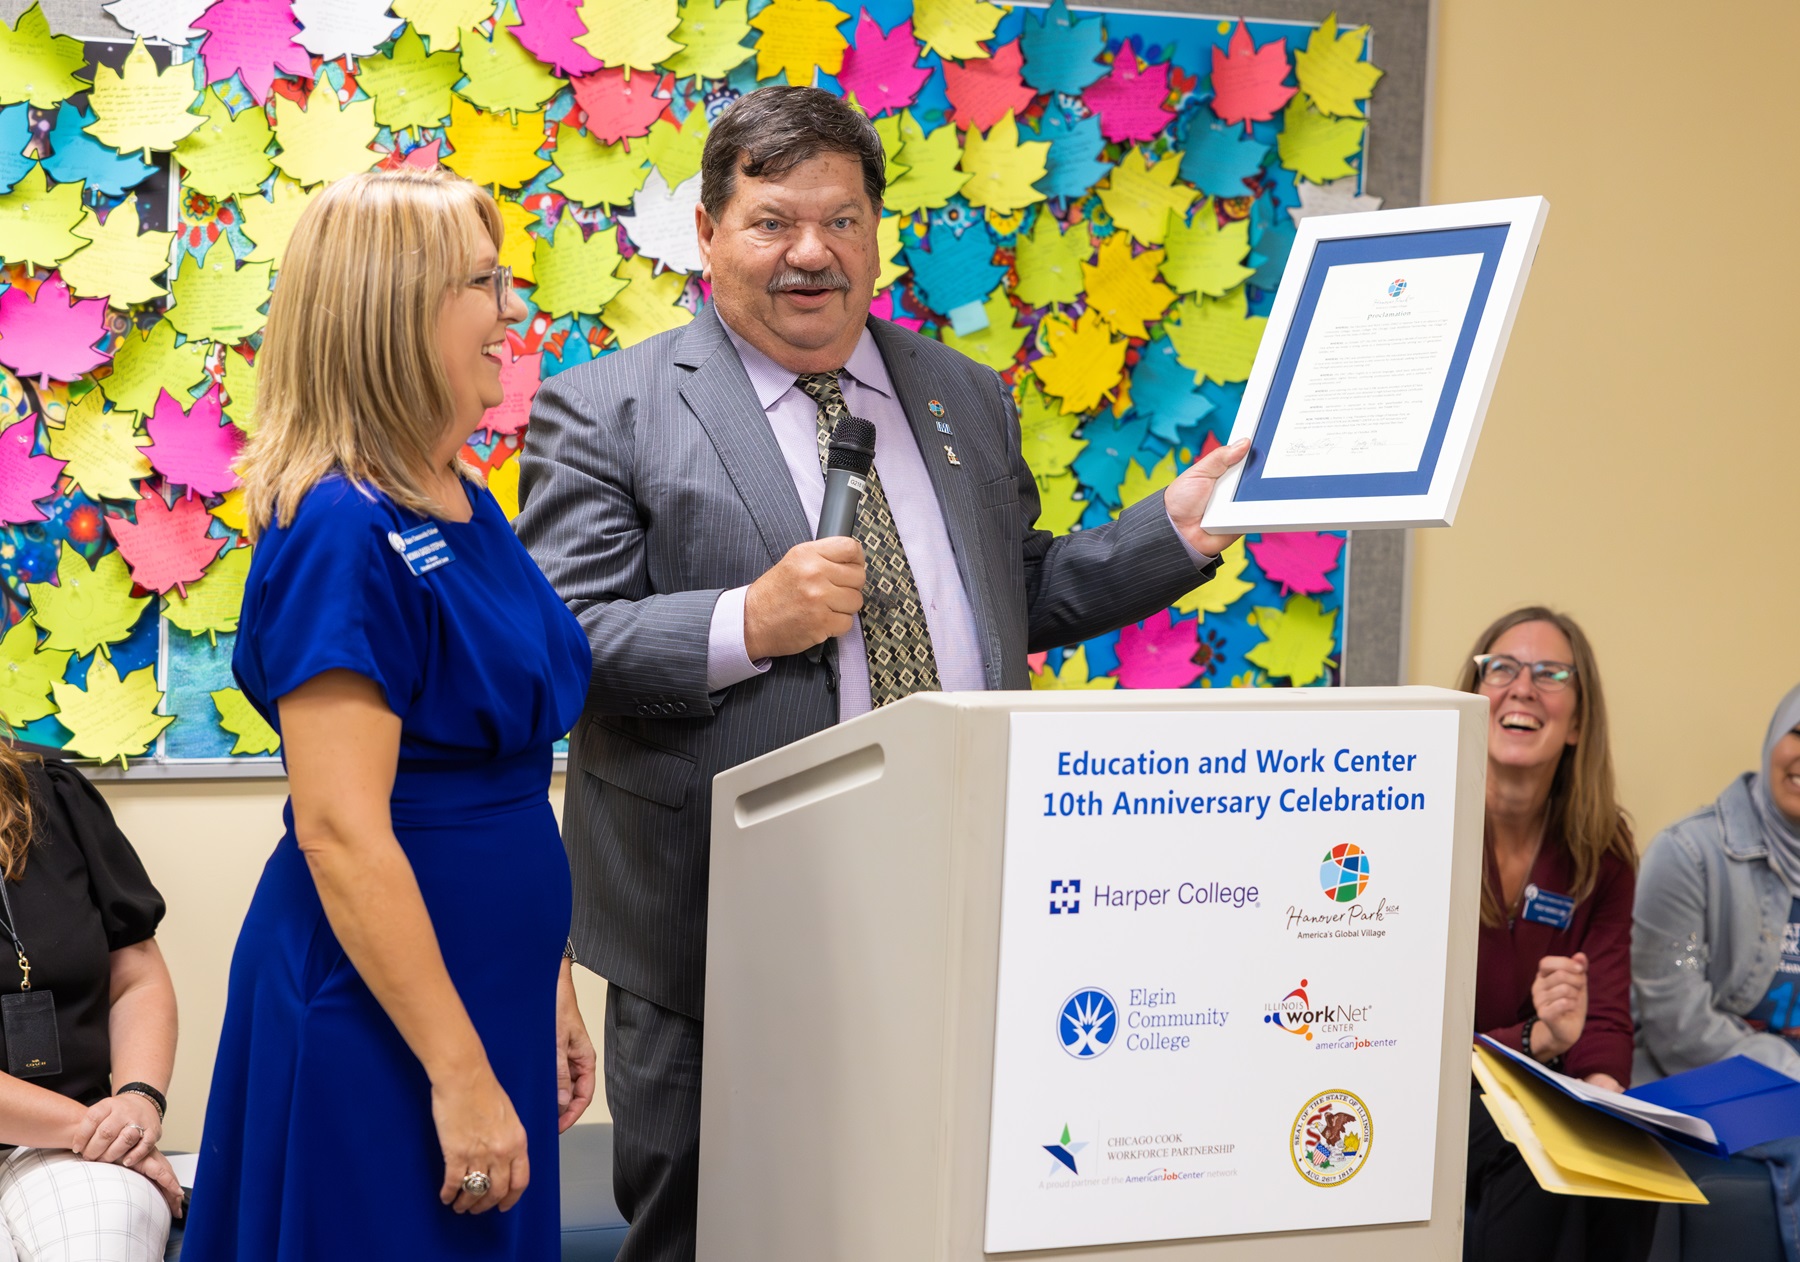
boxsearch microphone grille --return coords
[825,415,877,474]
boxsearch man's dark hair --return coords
[700,86,886,219]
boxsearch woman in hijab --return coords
[1634,683,1800,1259]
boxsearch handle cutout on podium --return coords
[733,744,885,829]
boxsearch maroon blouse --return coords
[1474,832,1637,1085]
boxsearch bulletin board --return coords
[0,0,1425,777]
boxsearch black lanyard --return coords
[0,880,30,991]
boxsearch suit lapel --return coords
[677,306,812,566]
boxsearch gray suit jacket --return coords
[516,304,1219,1018]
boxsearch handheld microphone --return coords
[816,416,876,539]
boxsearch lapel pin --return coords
[944,445,961,466]
[927,400,946,417]
[935,420,952,434]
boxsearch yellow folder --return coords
[1472,1046,1707,1204]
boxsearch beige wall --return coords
[1409,0,1800,841]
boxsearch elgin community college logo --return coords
[1319,844,1371,903]
[1290,1089,1372,1187]
[1058,988,1118,1059]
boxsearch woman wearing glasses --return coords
[1457,607,1654,1262]
[182,170,594,1261]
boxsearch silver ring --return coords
[123,1124,146,1137]
[461,1171,491,1197]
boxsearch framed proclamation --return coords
[1201,197,1550,534]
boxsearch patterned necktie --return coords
[795,372,941,708]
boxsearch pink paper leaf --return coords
[1082,50,1175,144]
[870,286,922,331]
[481,347,542,437]
[107,491,227,596]
[0,277,112,385]
[1208,20,1295,129]
[837,14,931,118]
[1114,608,1204,689]
[193,0,313,104]
[942,41,1035,133]
[571,68,674,146]
[0,420,67,525]
[513,0,601,78]
[1247,531,1344,595]
[144,387,244,498]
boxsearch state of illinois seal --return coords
[1290,1089,1372,1187]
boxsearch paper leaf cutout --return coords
[493,194,538,283]
[1209,20,1295,129]
[0,165,88,270]
[911,0,1002,61]
[394,0,496,53]
[572,0,680,73]
[569,67,671,145]
[1034,310,1126,415]
[144,385,243,497]
[1096,147,1195,246]
[457,19,562,115]
[749,0,849,83]
[1164,288,1265,386]
[1116,608,1203,689]
[1289,176,1381,222]
[1082,50,1173,145]
[643,110,707,188]
[1174,535,1252,616]
[60,198,176,309]
[0,106,35,194]
[837,14,929,118]
[102,319,210,418]
[942,40,1032,133]
[104,0,210,45]
[1030,644,1116,690]
[1276,92,1364,184]
[531,213,626,317]
[901,219,1003,315]
[1081,232,1173,339]
[241,176,321,266]
[882,111,963,215]
[0,276,112,383]
[192,0,313,105]
[48,391,153,499]
[272,77,379,187]
[0,617,71,724]
[1129,333,1213,444]
[166,251,272,343]
[219,345,259,433]
[107,490,227,595]
[601,252,693,348]
[50,656,174,765]
[0,417,66,524]
[1160,202,1254,298]
[1018,0,1105,96]
[1247,531,1343,595]
[958,110,1047,215]
[938,285,1024,371]
[1249,215,1294,288]
[616,169,703,274]
[662,0,752,81]
[210,485,248,533]
[1067,410,1145,503]
[441,98,549,189]
[86,39,205,158]
[30,544,151,656]
[486,447,521,518]
[479,343,541,436]
[550,126,650,208]
[875,212,907,290]
[1017,378,1084,481]
[1294,13,1382,119]
[42,103,156,197]
[1022,99,1110,202]
[291,0,402,59]
[0,4,89,108]
[1117,449,1178,511]
[210,684,279,753]
[168,545,251,637]
[1178,103,1267,199]
[1245,594,1337,685]
[172,84,275,196]
[357,24,460,131]
[1033,469,1083,534]
[1012,210,1087,308]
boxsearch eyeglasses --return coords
[1472,654,1576,692]
[469,265,514,313]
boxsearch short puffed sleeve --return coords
[36,757,165,950]
[233,478,432,723]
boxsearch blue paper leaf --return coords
[902,219,1005,315]
[1024,99,1112,202]
[1179,103,1268,199]
[1249,217,1294,289]
[543,323,596,377]
[1199,379,1244,433]
[42,104,156,199]
[1019,0,1107,95]
[1070,412,1150,508]
[1131,335,1214,444]
[0,106,33,195]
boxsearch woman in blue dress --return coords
[183,168,595,1260]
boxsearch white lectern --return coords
[698,688,1487,1261]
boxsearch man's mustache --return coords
[768,267,850,293]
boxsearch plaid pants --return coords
[0,1148,170,1261]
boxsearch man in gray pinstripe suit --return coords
[516,87,1248,1262]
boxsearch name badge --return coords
[1520,883,1575,931]
[387,524,455,577]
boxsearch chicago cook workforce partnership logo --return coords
[1059,988,1118,1059]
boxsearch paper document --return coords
[1476,1035,1719,1148]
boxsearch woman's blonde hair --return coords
[1456,606,1635,927]
[0,736,34,881]
[237,168,502,536]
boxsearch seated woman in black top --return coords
[0,741,180,1260]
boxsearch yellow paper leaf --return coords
[0,617,71,725]
[938,284,1024,371]
[1163,287,1266,386]
[356,24,461,131]
[1096,147,1196,247]
[1016,378,1084,482]
[550,127,650,208]
[101,319,210,418]
[1032,469,1084,534]
[601,252,693,348]
[28,544,151,657]
[48,390,152,499]
[239,176,321,267]
[644,110,709,189]
[958,110,1047,215]
[1294,13,1383,119]
[486,449,521,519]
[211,485,249,533]
[882,111,962,215]
[1013,211,1089,308]
[390,0,492,50]
[876,212,907,290]
[1175,537,1253,617]
[457,20,561,115]
[495,195,539,283]
[441,97,550,189]
[0,3,88,108]
[1031,645,1116,690]
[1160,201,1255,298]
[0,164,87,270]
[1245,594,1338,686]
[871,114,908,185]
[84,38,203,158]
[749,0,849,83]
[662,0,752,81]
[165,250,272,343]
[573,0,680,72]
[912,0,1002,60]
[1116,450,1178,511]
[59,198,176,308]
[272,77,379,188]
[531,212,627,317]
[50,656,173,766]
[1080,232,1173,339]
[210,685,280,755]
[172,84,275,198]
[1032,310,1126,415]
[166,544,251,640]
[1276,92,1364,184]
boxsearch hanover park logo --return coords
[1319,843,1371,903]
[1058,988,1118,1059]
[1290,1089,1372,1187]
[1388,278,1408,297]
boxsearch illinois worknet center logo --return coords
[1290,1089,1372,1187]
[1058,988,1117,1059]
[1319,844,1371,903]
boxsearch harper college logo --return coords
[1319,843,1371,903]
[1058,988,1117,1059]
[1291,1089,1372,1187]
[1049,878,1081,915]
[1388,278,1408,297]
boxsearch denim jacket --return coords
[1632,773,1800,1084]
